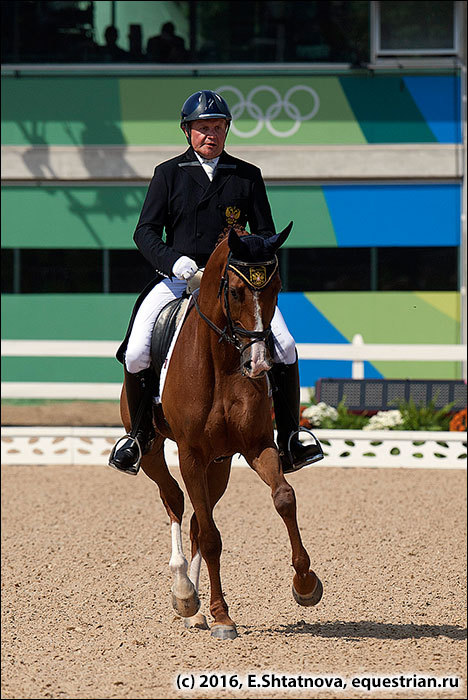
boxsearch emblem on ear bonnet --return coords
[226,226,293,290]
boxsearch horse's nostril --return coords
[243,361,252,372]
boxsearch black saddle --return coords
[150,296,191,397]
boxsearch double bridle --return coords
[192,252,278,361]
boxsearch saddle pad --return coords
[150,294,194,403]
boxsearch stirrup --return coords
[108,433,142,475]
[284,428,324,471]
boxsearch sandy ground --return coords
[2,401,122,427]
[1,404,467,699]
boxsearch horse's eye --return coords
[229,288,239,300]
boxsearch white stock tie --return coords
[202,159,216,181]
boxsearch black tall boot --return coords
[108,368,155,476]
[271,357,324,474]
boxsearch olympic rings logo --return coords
[215,84,320,138]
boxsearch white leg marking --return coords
[169,522,193,598]
[189,549,202,592]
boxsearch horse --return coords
[118,224,323,639]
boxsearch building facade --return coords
[1,1,466,394]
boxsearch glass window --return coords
[196,0,369,64]
[20,249,103,293]
[109,250,155,292]
[375,1,457,55]
[377,246,458,291]
[280,247,373,292]
[1,0,369,65]
[2,245,458,294]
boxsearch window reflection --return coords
[1,0,369,65]
[1,246,458,294]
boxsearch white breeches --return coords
[124,277,296,374]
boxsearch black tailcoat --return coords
[117,147,276,362]
[134,146,276,275]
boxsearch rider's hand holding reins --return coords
[172,256,198,281]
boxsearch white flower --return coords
[302,402,338,426]
[362,410,404,431]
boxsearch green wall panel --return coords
[306,291,460,345]
[339,76,436,143]
[2,292,462,383]
[120,76,366,145]
[2,184,335,249]
[2,186,145,249]
[5,73,449,147]
[267,186,336,247]
[1,294,135,340]
[2,78,124,145]
[306,291,461,379]
[413,292,460,322]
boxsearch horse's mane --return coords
[215,223,249,248]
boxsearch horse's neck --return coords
[195,276,239,375]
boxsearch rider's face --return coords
[184,118,228,159]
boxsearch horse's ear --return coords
[267,221,293,252]
[227,226,246,258]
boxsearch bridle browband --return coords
[192,252,278,360]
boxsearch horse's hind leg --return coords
[184,457,232,632]
[246,445,323,607]
[142,436,200,619]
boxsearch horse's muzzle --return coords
[241,342,273,378]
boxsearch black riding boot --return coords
[271,357,324,474]
[108,368,155,476]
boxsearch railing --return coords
[1,335,466,400]
[1,426,466,469]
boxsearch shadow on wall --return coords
[17,118,142,246]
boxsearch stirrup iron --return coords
[108,433,143,474]
[285,427,324,469]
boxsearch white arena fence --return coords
[1,427,466,469]
[1,335,467,400]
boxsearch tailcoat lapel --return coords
[199,151,237,203]
[177,147,209,191]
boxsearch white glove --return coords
[172,256,198,281]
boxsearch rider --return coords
[109,89,323,476]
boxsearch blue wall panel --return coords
[323,184,460,247]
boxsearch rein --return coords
[192,252,277,358]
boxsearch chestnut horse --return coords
[119,224,322,639]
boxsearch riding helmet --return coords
[180,90,232,125]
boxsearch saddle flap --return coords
[150,297,190,380]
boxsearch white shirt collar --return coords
[194,152,219,181]
[194,151,220,166]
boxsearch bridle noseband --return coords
[193,252,278,361]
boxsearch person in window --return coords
[109,90,323,476]
[146,21,188,62]
[100,25,128,62]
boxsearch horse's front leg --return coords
[178,447,237,639]
[246,445,323,607]
[184,457,232,631]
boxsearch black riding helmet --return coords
[180,90,232,126]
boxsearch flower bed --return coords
[298,399,465,432]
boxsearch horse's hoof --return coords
[171,591,200,618]
[184,612,209,630]
[292,575,323,607]
[210,624,238,640]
